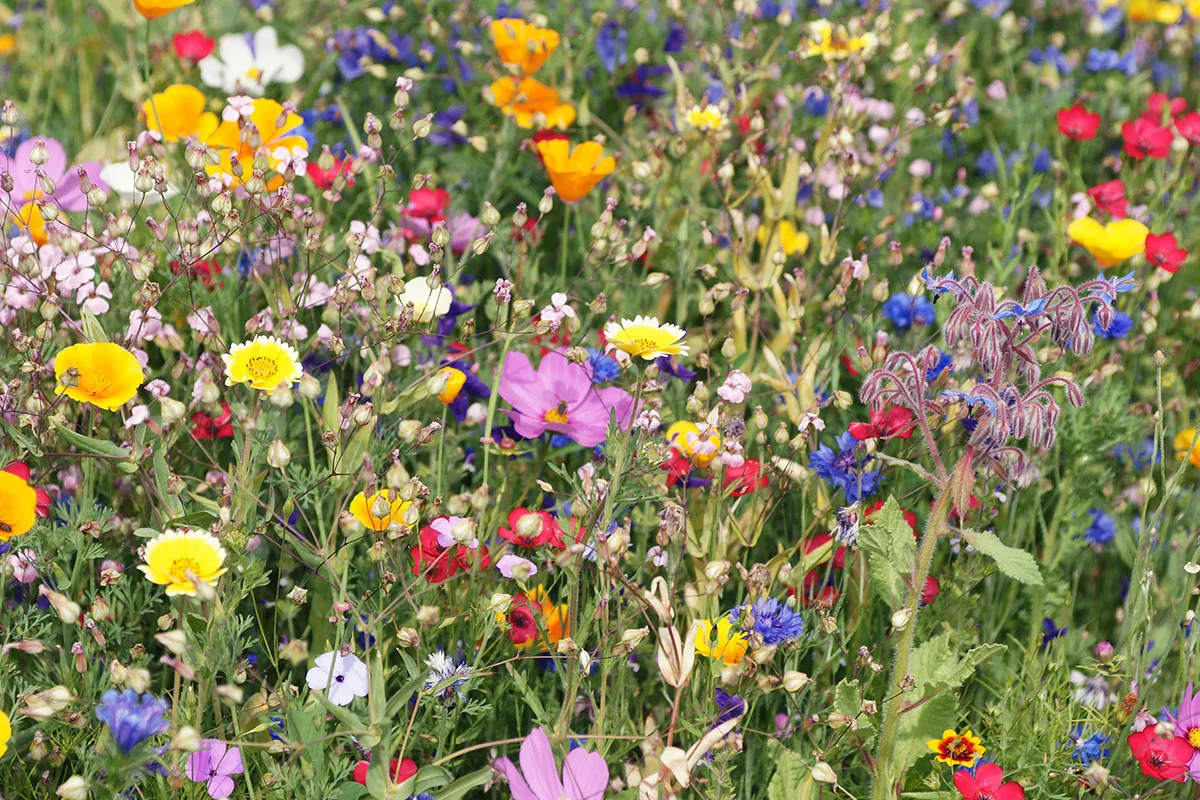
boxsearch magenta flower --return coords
[186,739,245,799]
[1171,682,1200,781]
[498,350,634,447]
[1,138,107,215]
[495,727,609,800]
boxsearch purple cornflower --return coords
[494,726,609,800]
[810,432,881,503]
[743,597,804,645]
[95,689,170,753]
[498,350,635,447]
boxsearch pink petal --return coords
[561,747,609,800]
[498,353,550,417]
[952,770,978,797]
[207,774,236,799]
[495,756,539,800]
[538,351,591,404]
[519,727,565,800]
[974,763,1003,792]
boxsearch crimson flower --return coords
[1121,118,1172,159]
[797,534,847,606]
[352,757,417,786]
[191,402,234,440]
[848,406,915,441]
[497,507,566,548]
[1143,92,1187,122]
[662,452,695,488]
[1128,730,1192,782]
[411,523,490,584]
[723,458,767,497]
[172,31,216,61]
[921,576,940,604]
[1056,104,1101,141]
[1145,232,1187,273]
[403,188,451,222]
[3,462,51,517]
[1174,111,1200,146]
[171,258,223,290]
[505,595,540,647]
[307,156,355,190]
[953,763,1025,800]
[1086,180,1127,219]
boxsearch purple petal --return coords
[495,756,539,800]
[216,744,244,776]
[207,774,236,799]
[562,747,609,800]
[519,727,564,800]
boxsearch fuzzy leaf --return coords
[961,529,1043,586]
[858,496,917,608]
[765,739,816,800]
[834,679,875,734]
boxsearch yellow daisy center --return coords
[168,557,202,582]
[1188,728,1200,748]
[544,403,569,425]
[245,356,280,381]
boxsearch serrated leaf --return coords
[893,691,956,771]
[834,679,875,734]
[766,739,816,800]
[858,496,917,608]
[961,529,1043,586]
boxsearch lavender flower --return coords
[95,690,170,753]
[810,433,881,503]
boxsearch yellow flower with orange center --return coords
[221,336,303,392]
[490,18,560,75]
[536,139,615,204]
[204,98,308,188]
[1067,217,1149,268]
[666,421,721,468]
[138,528,228,597]
[694,616,749,665]
[349,489,413,532]
[487,77,575,130]
[1175,428,1200,467]
[0,470,37,541]
[144,84,218,143]
[54,342,145,412]
[132,0,197,19]
[927,729,985,767]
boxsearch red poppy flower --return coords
[1143,92,1187,122]
[1174,112,1200,146]
[1056,104,1100,141]
[1121,118,1173,160]
[172,30,216,61]
[799,534,847,605]
[921,576,940,605]
[411,523,490,584]
[1086,180,1128,219]
[1128,730,1192,782]
[404,188,451,222]
[662,452,696,488]
[352,757,418,786]
[953,763,1025,800]
[3,462,52,517]
[506,596,540,647]
[307,156,355,190]
[170,259,223,290]
[497,508,566,548]
[1145,232,1187,273]
[848,406,915,441]
[510,217,543,245]
[864,500,918,539]
[191,402,234,440]
[723,458,767,497]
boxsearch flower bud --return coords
[56,776,89,800]
[782,671,809,692]
[267,440,291,469]
[173,725,202,752]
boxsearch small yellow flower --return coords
[222,336,303,392]
[666,421,721,468]
[0,709,10,759]
[54,342,145,412]
[537,139,615,204]
[1067,217,1149,268]
[1175,428,1200,467]
[758,220,810,257]
[927,729,985,767]
[138,529,228,597]
[490,18,560,75]
[604,315,689,360]
[0,34,15,56]
[16,202,48,246]
[349,489,413,532]
[0,470,37,542]
[1128,0,1184,22]
[132,0,196,19]
[684,103,727,132]
[144,84,218,143]
[694,616,748,665]
[802,20,877,60]
[486,77,576,130]
[434,367,467,404]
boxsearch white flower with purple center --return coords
[305,651,369,706]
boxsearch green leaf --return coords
[80,308,110,343]
[53,422,132,460]
[961,529,1043,586]
[893,691,956,771]
[908,632,1005,697]
[163,512,216,529]
[433,767,493,800]
[506,663,549,725]
[834,679,875,734]
[765,739,816,800]
[337,783,370,800]
[1,420,43,458]
[858,496,917,608]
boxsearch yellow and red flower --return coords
[0,462,49,541]
[928,729,985,767]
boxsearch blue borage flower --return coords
[810,432,881,503]
[882,293,936,329]
[991,296,1048,320]
[941,389,997,414]
[1069,725,1111,765]
[96,689,170,753]
[1092,309,1133,339]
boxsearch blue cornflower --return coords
[616,65,669,107]
[810,432,882,503]
[802,88,829,117]
[1085,48,1137,76]
[1113,438,1158,471]
[1084,508,1117,546]
[976,150,999,176]
[1028,45,1072,75]
[882,293,937,329]
[1093,310,1133,339]
[664,22,687,53]
[1069,725,1111,765]
[1032,148,1051,174]
[96,690,170,753]
[588,348,621,384]
[595,22,627,73]
[745,597,804,645]
[428,104,468,148]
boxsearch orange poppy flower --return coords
[536,139,614,203]
[204,98,307,189]
[487,77,575,130]
[490,18,560,75]
[132,0,197,20]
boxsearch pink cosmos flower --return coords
[498,350,635,447]
[1169,682,1200,781]
[1,138,107,215]
[494,727,608,800]
[186,739,245,799]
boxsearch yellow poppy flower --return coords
[132,0,196,19]
[694,616,749,665]
[1190,0,1200,18]
[221,336,303,392]
[15,202,47,246]
[665,421,721,468]
[1128,0,1184,22]
[0,34,15,56]
[0,710,10,759]
[0,470,37,541]
[490,18,560,75]
[54,342,145,412]
[536,139,615,204]
[434,367,467,404]
[138,528,228,597]
[349,489,413,532]
[758,220,810,257]
[1174,428,1200,467]
[144,84,218,143]
[802,20,877,60]
[927,729,985,767]
[1067,217,1149,268]
[603,315,689,360]
[486,77,575,130]
[204,99,307,188]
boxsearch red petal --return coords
[3,461,30,481]
[996,783,1025,800]
[847,422,876,440]
[974,763,1004,792]
[352,760,370,785]
[952,769,978,798]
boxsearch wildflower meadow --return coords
[4,0,1200,798]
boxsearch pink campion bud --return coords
[127,141,139,171]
